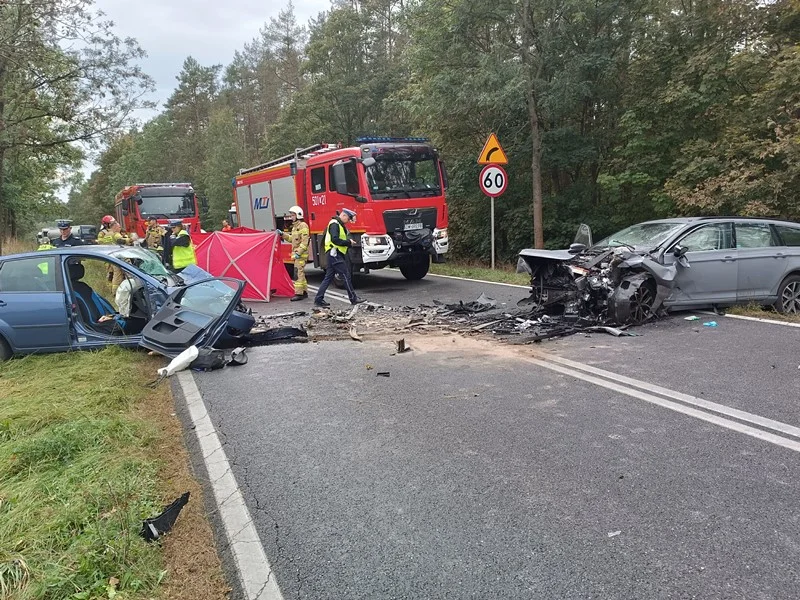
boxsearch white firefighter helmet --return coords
[288,205,304,219]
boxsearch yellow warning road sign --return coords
[477,133,508,165]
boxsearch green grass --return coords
[430,261,529,286]
[1,238,35,256]
[0,348,168,600]
[726,303,800,323]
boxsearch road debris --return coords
[703,321,718,328]
[684,315,701,321]
[377,372,390,377]
[607,530,622,538]
[140,491,190,542]
[396,338,411,353]
[349,326,363,342]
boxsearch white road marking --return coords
[306,285,351,304]
[420,270,530,289]
[704,311,800,329]
[176,371,285,600]
[525,355,800,453]
[545,354,800,440]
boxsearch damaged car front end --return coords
[517,223,690,326]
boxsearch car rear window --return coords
[735,223,776,248]
[0,257,57,292]
[775,225,800,247]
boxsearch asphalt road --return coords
[184,268,800,599]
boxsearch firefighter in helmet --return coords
[98,221,130,294]
[97,215,116,244]
[278,206,310,301]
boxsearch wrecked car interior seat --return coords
[68,261,127,335]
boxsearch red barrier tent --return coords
[191,229,294,301]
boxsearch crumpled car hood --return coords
[517,249,576,262]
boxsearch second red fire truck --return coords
[230,138,450,280]
[115,183,204,238]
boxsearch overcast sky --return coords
[95,0,329,117]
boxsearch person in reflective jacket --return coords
[169,219,197,272]
[314,208,366,307]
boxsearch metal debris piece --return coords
[607,531,622,538]
[396,339,410,353]
[349,325,363,341]
[377,372,390,377]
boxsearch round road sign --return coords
[479,164,508,197]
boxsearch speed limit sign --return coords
[479,164,508,197]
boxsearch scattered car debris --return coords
[396,339,411,353]
[703,321,718,328]
[140,492,190,542]
[684,315,700,321]
[349,326,363,342]
[607,530,622,538]
[377,372,390,377]
[441,293,497,314]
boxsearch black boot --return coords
[290,292,308,302]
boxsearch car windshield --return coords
[109,247,170,278]
[139,194,195,218]
[594,222,685,250]
[365,147,441,198]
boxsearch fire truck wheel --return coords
[400,256,430,281]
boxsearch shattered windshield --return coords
[594,222,685,250]
[139,195,195,218]
[365,147,441,198]
[110,247,170,279]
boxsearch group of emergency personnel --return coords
[38,215,197,274]
[37,206,363,306]
[277,205,365,306]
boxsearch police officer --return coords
[314,208,366,307]
[278,206,310,301]
[143,217,165,251]
[169,219,197,272]
[51,220,83,248]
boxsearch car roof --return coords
[630,216,800,226]
[2,246,125,261]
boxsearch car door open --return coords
[140,277,245,357]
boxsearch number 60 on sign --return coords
[479,164,508,197]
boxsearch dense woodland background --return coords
[1,0,799,259]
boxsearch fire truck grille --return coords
[383,208,437,236]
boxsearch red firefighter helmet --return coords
[101,215,116,226]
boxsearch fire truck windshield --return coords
[138,194,195,218]
[366,149,441,199]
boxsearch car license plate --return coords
[404,222,423,231]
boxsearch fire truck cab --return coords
[232,138,449,280]
[115,183,203,238]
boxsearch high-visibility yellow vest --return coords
[172,230,197,269]
[323,219,348,255]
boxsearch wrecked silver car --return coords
[517,217,800,324]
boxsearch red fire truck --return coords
[230,138,450,280]
[114,183,204,238]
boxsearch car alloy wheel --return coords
[629,282,656,325]
[780,279,800,314]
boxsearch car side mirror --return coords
[568,243,586,254]
[362,157,376,168]
[673,245,687,258]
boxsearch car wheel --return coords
[0,336,11,361]
[629,279,657,325]
[775,274,800,314]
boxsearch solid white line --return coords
[176,371,285,600]
[545,354,800,440]
[525,356,800,453]
[306,285,351,304]
[423,271,530,289]
[722,313,800,328]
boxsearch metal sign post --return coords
[478,134,509,270]
[479,163,508,270]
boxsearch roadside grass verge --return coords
[1,238,35,256]
[0,348,228,600]
[726,302,800,323]
[430,261,529,286]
